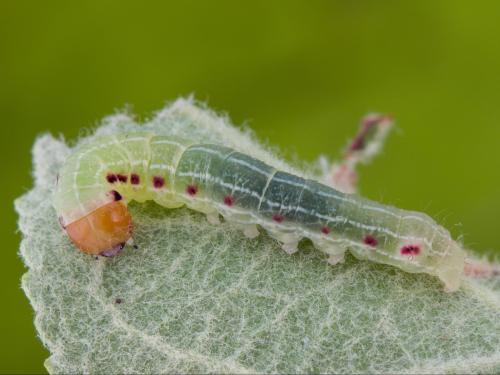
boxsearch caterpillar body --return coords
[54,131,465,291]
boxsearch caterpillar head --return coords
[64,201,133,256]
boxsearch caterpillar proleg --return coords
[53,120,466,292]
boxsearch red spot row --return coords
[153,176,165,188]
[117,174,127,183]
[400,244,421,256]
[218,200,331,234]
[223,195,234,206]
[107,172,140,185]
[272,214,284,223]
[131,174,140,185]
[186,184,198,196]
[364,235,378,247]
[106,173,118,183]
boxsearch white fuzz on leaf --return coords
[16,98,500,374]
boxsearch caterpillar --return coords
[53,129,465,292]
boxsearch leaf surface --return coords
[17,99,500,374]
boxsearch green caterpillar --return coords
[54,128,465,292]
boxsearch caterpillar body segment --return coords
[54,132,465,291]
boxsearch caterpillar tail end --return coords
[65,201,133,256]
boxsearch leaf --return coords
[16,99,500,374]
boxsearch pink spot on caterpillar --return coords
[400,244,421,256]
[117,174,128,183]
[186,184,198,196]
[153,176,165,188]
[106,173,117,183]
[321,226,331,235]
[223,195,234,206]
[130,173,140,185]
[364,235,378,247]
[110,190,122,201]
[272,214,284,223]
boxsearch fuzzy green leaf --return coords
[16,99,500,374]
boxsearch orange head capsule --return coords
[65,201,133,256]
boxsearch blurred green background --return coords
[1,0,500,373]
